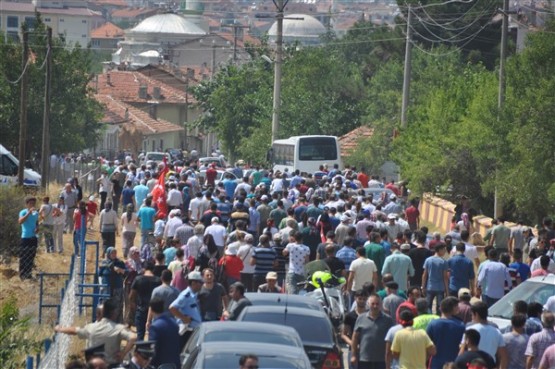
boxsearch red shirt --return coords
[405,205,420,224]
[206,167,217,187]
[385,183,400,196]
[357,172,369,188]
[87,201,98,215]
[219,255,243,280]
[73,210,87,230]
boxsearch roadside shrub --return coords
[0,187,27,259]
[0,295,43,369]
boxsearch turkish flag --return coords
[152,158,169,217]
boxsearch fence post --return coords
[26,356,33,369]
[38,273,44,324]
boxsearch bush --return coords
[0,295,43,369]
[0,187,27,259]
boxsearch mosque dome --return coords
[130,13,206,35]
[268,14,326,42]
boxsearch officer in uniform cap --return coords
[84,343,106,362]
[169,271,203,351]
[121,341,155,369]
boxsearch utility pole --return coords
[494,0,510,219]
[211,42,216,80]
[271,0,288,143]
[17,29,29,187]
[41,27,52,190]
[401,4,412,130]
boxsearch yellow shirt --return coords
[391,326,434,369]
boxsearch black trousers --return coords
[19,237,38,279]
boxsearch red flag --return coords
[152,158,169,217]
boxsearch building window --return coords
[59,18,64,22]
[44,18,51,22]
[24,17,36,30]
[82,34,86,38]
[7,31,19,42]
[7,16,18,28]
[91,39,100,47]
[82,20,87,23]
[159,139,163,150]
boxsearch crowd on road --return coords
[16,155,555,369]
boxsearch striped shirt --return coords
[252,247,277,275]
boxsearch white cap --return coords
[225,244,239,256]
[387,213,397,220]
[260,195,268,201]
[211,216,219,223]
[187,271,203,281]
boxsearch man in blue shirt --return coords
[426,296,466,369]
[222,173,237,200]
[133,179,149,209]
[18,196,40,280]
[137,198,156,246]
[422,243,449,315]
[148,297,180,369]
[336,236,357,271]
[447,242,475,296]
[169,270,203,350]
[477,249,511,307]
[382,242,415,292]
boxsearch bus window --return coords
[298,137,337,161]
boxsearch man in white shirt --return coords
[204,217,227,254]
[348,247,378,295]
[188,192,204,223]
[450,230,480,269]
[166,182,182,211]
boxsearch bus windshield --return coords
[298,137,338,161]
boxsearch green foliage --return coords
[0,15,103,158]
[0,296,43,369]
[0,187,27,258]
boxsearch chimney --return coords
[138,85,148,99]
[149,104,157,119]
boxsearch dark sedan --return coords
[237,305,343,369]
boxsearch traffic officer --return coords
[169,270,203,350]
[117,341,155,369]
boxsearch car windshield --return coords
[489,280,555,319]
[148,153,165,161]
[203,352,304,369]
[205,331,300,347]
[240,312,332,344]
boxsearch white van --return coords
[0,144,41,186]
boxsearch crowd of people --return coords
[16,156,555,369]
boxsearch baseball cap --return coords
[261,195,268,201]
[211,216,219,223]
[387,213,397,220]
[187,271,203,282]
[135,341,155,358]
[458,288,471,298]
[266,271,278,280]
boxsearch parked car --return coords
[362,188,395,205]
[199,156,226,168]
[244,292,324,312]
[0,144,41,187]
[181,341,312,369]
[165,148,184,161]
[196,170,238,186]
[140,151,171,165]
[181,321,304,363]
[237,305,343,369]
[488,275,555,332]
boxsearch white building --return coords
[268,14,327,46]
[0,1,103,46]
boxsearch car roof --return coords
[200,321,300,335]
[239,305,329,319]
[199,341,307,357]
[527,274,555,284]
[244,292,323,309]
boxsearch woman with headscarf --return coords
[99,202,118,257]
[121,204,138,258]
[99,247,127,323]
[124,246,143,327]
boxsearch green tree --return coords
[0,296,43,369]
[0,16,103,158]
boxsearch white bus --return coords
[269,135,343,174]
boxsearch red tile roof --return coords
[110,7,157,19]
[96,94,184,134]
[93,71,195,104]
[93,0,128,7]
[339,125,374,158]
[91,22,124,39]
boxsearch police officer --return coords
[169,271,203,350]
[118,341,155,369]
